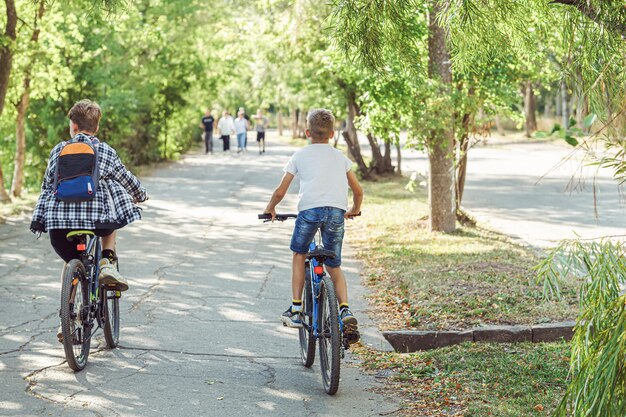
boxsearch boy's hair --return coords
[307,109,335,140]
[68,99,102,133]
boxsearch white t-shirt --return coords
[234,117,248,134]
[218,116,234,136]
[284,144,353,212]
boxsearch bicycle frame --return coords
[305,233,344,340]
[79,234,101,307]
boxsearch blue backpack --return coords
[53,138,100,202]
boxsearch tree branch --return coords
[551,0,626,37]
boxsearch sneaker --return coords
[99,259,129,292]
[340,308,360,346]
[57,324,63,344]
[281,306,303,328]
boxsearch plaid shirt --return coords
[32,133,147,231]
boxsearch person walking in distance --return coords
[217,110,235,152]
[234,110,250,153]
[200,110,215,154]
[253,109,269,154]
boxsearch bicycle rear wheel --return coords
[102,288,120,348]
[299,266,316,367]
[60,260,91,371]
[318,275,341,395]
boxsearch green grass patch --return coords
[348,176,579,331]
[355,342,570,416]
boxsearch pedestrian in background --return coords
[200,110,215,154]
[253,109,269,154]
[218,110,235,152]
[234,110,249,153]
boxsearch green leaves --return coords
[535,240,626,416]
[582,113,597,129]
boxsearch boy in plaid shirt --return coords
[30,99,147,293]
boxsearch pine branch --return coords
[551,0,626,37]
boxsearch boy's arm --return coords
[346,170,363,218]
[264,172,295,219]
[106,147,147,202]
[30,148,57,233]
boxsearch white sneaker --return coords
[99,259,129,292]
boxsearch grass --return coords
[346,176,578,416]
[354,342,570,417]
[347,176,580,331]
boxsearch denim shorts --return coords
[290,207,346,268]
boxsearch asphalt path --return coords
[0,136,397,417]
[395,136,626,247]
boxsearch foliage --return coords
[536,240,626,416]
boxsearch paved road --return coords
[397,137,626,247]
[0,137,397,417]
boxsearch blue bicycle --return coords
[259,213,353,395]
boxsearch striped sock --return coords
[339,303,349,313]
[292,299,303,312]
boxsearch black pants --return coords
[221,135,230,151]
[50,228,114,263]
[204,131,213,153]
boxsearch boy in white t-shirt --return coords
[263,109,363,345]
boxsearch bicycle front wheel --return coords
[102,289,120,348]
[318,275,341,395]
[60,260,91,371]
[299,266,316,367]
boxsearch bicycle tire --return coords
[60,260,91,371]
[102,288,120,348]
[299,266,316,367]
[318,275,341,395]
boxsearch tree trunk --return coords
[10,0,45,198]
[456,112,471,211]
[523,81,537,137]
[555,89,562,117]
[0,0,18,202]
[290,108,298,139]
[11,83,30,198]
[383,138,393,174]
[298,110,307,138]
[427,0,456,233]
[561,80,569,130]
[277,110,284,136]
[0,165,10,202]
[344,91,371,179]
[395,141,402,176]
[0,0,17,118]
[494,114,506,136]
[366,133,384,173]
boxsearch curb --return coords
[383,321,576,353]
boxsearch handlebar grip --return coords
[258,213,272,220]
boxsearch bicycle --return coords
[259,212,359,395]
[59,230,121,371]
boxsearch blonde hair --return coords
[68,99,102,133]
[307,109,335,141]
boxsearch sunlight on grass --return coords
[348,176,579,330]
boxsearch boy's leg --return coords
[325,266,348,305]
[292,252,307,300]
[97,230,129,291]
[102,230,115,251]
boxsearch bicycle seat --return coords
[66,230,95,241]
[307,247,336,261]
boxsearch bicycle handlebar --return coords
[258,213,298,222]
[258,212,361,222]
